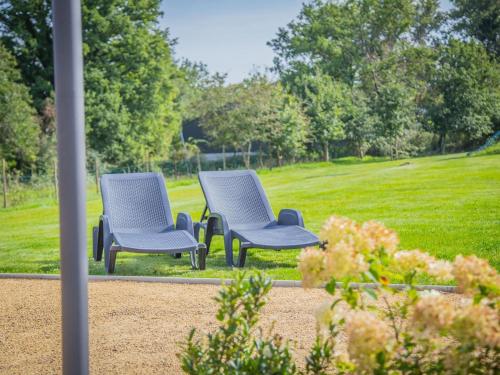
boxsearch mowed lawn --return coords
[0,153,498,280]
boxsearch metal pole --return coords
[52,1,88,374]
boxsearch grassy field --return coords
[0,153,498,280]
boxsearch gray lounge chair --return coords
[93,172,206,273]
[196,170,319,267]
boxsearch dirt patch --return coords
[0,279,462,374]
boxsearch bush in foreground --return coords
[181,216,499,374]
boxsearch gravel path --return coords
[0,279,330,374]
[0,279,462,374]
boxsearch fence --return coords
[0,152,284,208]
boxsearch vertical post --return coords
[52,1,88,374]
[197,151,202,173]
[222,145,226,170]
[95,159,99,194]
[54,159,59,202]
[2,159,7,208]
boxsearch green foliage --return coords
[450,0,500,56]
[425,39,499,153]
[269,0,444,159]
[342,90,376,159]
[0,43,39,169]
[180,272,297,375]
[0,0,181,168]
[268,90,309,165]
[302,70,347,161]
[0,0,53,113]
[82,0,180,165]
[192,73,310,167]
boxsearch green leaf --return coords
[325,279,337,295]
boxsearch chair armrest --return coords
[100,214,112,235]
[176,212,195,237]
[98,214,114,258]
[278,209,305,227]
[207,211,230,236]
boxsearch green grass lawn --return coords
[0,153,498,280]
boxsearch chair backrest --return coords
[198,170,275,229]
[100,172,174,233]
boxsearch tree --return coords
[0,0,53,114]
[82,0,180,165]
[0,0,181,167]
[191,75,239,169]
[269,0,439,88]
[269,0,443,159]
[0,43,39,171]
[267,91,309,166]
[450,0,500,56]
[425,39,499,153]
[343,89,376,159]
[302,71,347,161]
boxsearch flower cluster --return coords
[360,220,399,254]
[393,249,434,273]
[345,311,392,372]
[410,291,456,335]
[314,301,345,334]
[452,255,500,298]
[393,249,454,282]
[297,247,328,288]
[452,302,500,348]
[299,216,400,283]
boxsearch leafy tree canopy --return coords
[0,42,39,169]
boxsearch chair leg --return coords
[92,226,99,261]
[194,222,203,242]
[108,249,117,273]
[198,244,207,270]
[223,233,234,267]
[205,220,214,253]
[237,246,247,268]
[94,221,104,261]
[105,246,118,274]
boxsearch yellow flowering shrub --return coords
[299,215,499,374]
[345,311,392,372]
[453,255,500,298]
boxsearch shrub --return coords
[180,273,297,374]
[299,215,499,374]
[181,216,499,374]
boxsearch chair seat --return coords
[233,225,319,249]
[114,230,198,253]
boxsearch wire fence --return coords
[1,153,283,208]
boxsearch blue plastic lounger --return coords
[93,172,206,273]
[196,170,319,267]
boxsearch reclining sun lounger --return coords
[197,170,319,267]
[93,172,206,273]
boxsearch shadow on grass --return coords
[86,247,298,278]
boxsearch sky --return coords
[160,0,454,84]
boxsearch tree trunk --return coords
[222,144,226,170]
[439,133,446,154]
[243,142,252,169]
[323,143,330,162]
[196,152,202,172]
[258,145,264,169]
